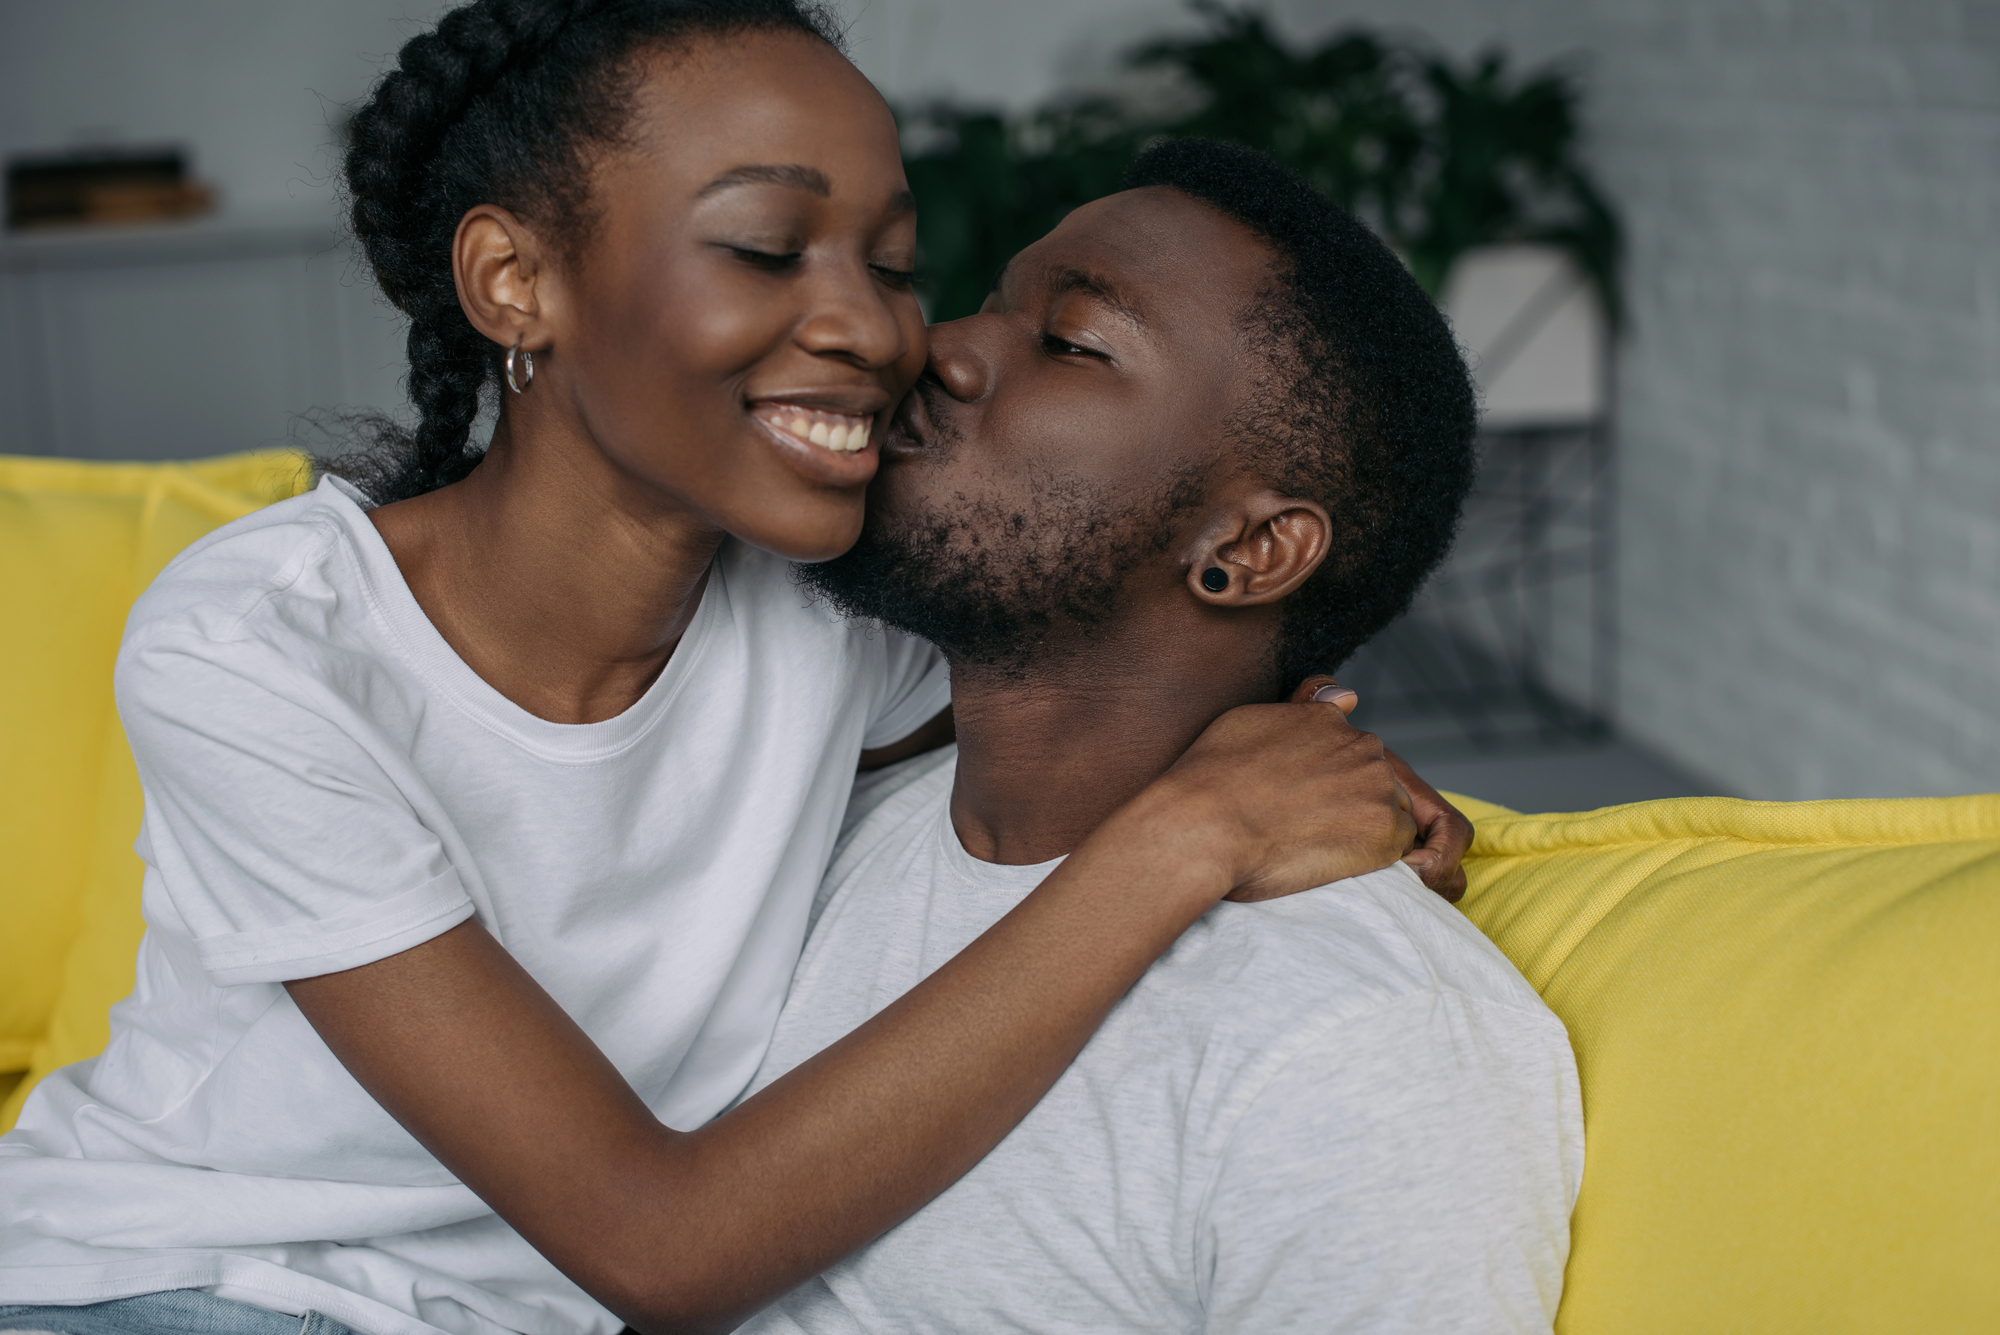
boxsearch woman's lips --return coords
[751,402,873,454]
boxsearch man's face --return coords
[802,187,1279,668]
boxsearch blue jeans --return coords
[0,1290,354,1335]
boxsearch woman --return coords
[0,4,1465,1334]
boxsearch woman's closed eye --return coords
[727,245,804,272]
[723,246,915,291]
[870,261,919,290]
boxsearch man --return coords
[747,139,1584,1333]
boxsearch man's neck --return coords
[945,630,1274,866]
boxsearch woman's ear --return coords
[453,204,553,353]
[1184,490,1332,607]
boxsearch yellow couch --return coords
[3,453,1996,1332]
[0,450,312,1125]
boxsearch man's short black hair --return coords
[1125,138,1477,689]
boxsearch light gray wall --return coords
[5,0,1996,799]
[841,0,1198,107]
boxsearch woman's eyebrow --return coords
[698,164,832,197]
[698,168,915,217]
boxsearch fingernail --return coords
[1313,684,1358,705]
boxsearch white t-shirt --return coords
[741,748,1585,1335]
[0,476,951,1335]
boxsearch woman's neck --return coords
[369,426,724,725]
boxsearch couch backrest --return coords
[0,451,310,1126]
[1451,792,2000,1333]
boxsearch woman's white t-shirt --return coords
[0,476,950,1335]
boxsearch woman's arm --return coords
[859,703,1474,897]
[288,695,1412,1335]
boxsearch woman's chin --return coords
[728,503,866,565]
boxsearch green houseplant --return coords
[899,4,1622,325]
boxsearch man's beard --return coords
[800,453,1206,675]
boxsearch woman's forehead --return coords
[621,32,899,187]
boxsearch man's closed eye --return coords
[1041,333,1107,359]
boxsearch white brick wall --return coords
[1259,0,2000,799]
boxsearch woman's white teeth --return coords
[761,405,871,453]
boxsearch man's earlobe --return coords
[1187,551,1241,605]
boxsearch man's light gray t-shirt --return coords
[740,747,1585,1334]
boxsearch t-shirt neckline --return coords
[315,473,723,764]
[930,785,1068,898]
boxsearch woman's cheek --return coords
[895,309,929,393]
[632,258,791,377]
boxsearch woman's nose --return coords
[794,264,911,371]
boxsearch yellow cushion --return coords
[0,467,142,1071]
[1449,791,2000,1333]
[0,452,310,1130]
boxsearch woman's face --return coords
[523,30,926,561]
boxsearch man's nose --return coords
[926,317,994,401]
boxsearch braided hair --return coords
[333,0,845,504]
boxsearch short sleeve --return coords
[117,627,474,986]
[1198,994,1583,1334]
[860,626,950,751]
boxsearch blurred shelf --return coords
[1,204,339,272]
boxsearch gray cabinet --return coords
[0,208,409,461]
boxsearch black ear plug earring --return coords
[1201,567,1230,593]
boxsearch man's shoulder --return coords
[1136,867,1581,1231]
[808,746,957,930]
[1176,871,1583,1335]
[1144,862,1560,1042]
[836,745,956,845]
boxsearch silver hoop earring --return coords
[505,340,535,394]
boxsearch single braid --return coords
[329,0,845,503]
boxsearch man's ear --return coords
[1184,490,1331,607]
[452,204,554,354]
